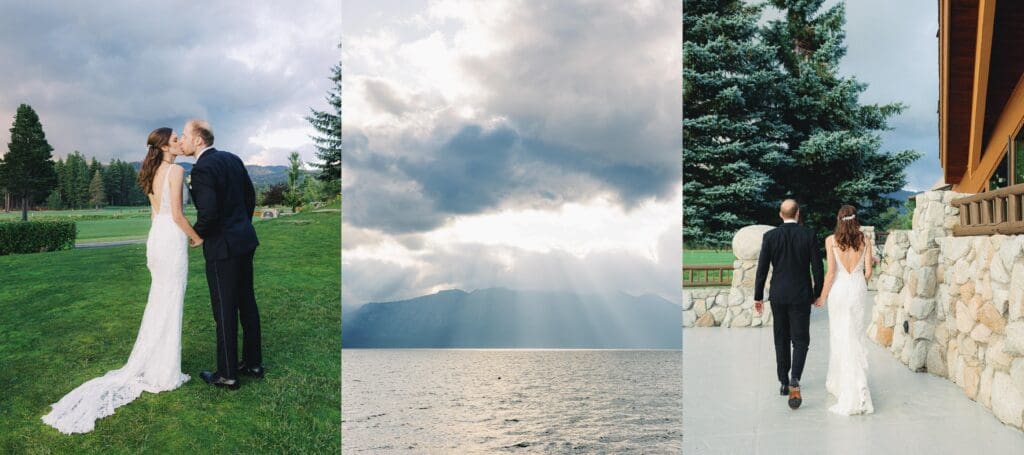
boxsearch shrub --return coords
[0,220,76,255]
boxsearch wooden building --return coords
[939,0,1024,193]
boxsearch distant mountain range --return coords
[342,288,682,349]
[130,161,304,187]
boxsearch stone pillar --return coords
[723,225,774,328]
[868,230,910,349]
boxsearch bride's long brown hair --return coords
[833,204,865,251]
[138,127,172,195]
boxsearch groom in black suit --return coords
[753,199,823,409]
[183,119,264,390]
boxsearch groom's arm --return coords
[754,232,771,302]
[810,233,824,299]
[190,166,220,238]
[243,167,256,216]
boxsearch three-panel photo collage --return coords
[3,0,1024,453]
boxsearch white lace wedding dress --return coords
[824,244,874,416]
[42,171,190,434]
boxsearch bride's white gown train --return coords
[824,245,874,416]
[42,173,190,434]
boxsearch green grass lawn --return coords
[1,206,301,244]
[0,203,340,453]
[683,249,736,265]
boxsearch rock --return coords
[912,320,935,340]
[956,301,975,333]
[695,312,715,327]
[978,303,1006,333]
[960,282,976,301]
[994,289,1009,315]
[732,311,751,327]
[879,275,904,293]
[1006,322,1024,356]
[913,269,937,298]
[992,372,1024,427]
[721,308,734,327]
[909,340,928,371]
[980,365,995,407]
[989,335,1013,369]
[999,236,1024,271]
[960,336,978,359]
[954,259,972,285]
[728,288,745,307]
[909,298,936,319]
[682,292,694,311]
[732,225,775,261]
[970,323,992,343]
[876,326,894,347]
[965,365,982,399]
[927,344,947,377]
[710,305,727,324]
[683,310,696,327]
[992,252,1011,283]
[715,293,728,307]
[1012,359,1024,399]
[945,237,973,263]
[919,248,941,267]
[935,324,950,345]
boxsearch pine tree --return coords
[306,51,341,194]
[62,151,90,209]
[683,0,790,248]
[285,151,303,212]
[762,0,920,242]
[0,104,57,220]
[88,170,106,209]
[104,159,123,205]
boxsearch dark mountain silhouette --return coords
[342,288,682,349]
[130,161,294,186]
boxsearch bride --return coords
[815,204,874,416]
[42,127,204,434]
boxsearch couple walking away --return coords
[753,199,874,416]
[42,120,265,434]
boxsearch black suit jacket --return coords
[753,222,823,305]
[189,148,259,261]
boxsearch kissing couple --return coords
[753,199,875,416]
[43,119,265,434]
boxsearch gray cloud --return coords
[343,0,681,232]
[0,1,341,165]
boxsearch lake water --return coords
[342,349,682,454]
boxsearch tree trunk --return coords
[21,196,28,221]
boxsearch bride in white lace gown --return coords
[42,127,204,434]
[816,205,875,416]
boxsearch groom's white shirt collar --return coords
[782,219,798,224]
[195,146,214,161]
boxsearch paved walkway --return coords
[75,239,145,249]
[683,292,1024,454]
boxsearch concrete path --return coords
[75,239,145,249]
[683,292,1024,454]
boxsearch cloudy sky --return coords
[812,0,940,191]
[0,1,341,166]
[342,0,682,306]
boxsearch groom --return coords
[753,199,823,410]
[182,119,264,390]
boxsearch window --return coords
[989,143,1009,191]
[1017,128,1024,184]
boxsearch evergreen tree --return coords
[88,170,106,209]
[63,151,90,209]
[306,51,341,195]
[763,0,920,242]
[104,159,123,205]
[683,0,790,248]
[285,151,303,212]
[0,104,57,220]
[45,189,62,210]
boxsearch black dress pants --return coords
[770,301,811,385]
[205,251,262,380]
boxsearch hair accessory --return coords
[841,214,856,221]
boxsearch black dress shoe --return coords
[780,383,789,396]
[238,363,265,379]
[200,370,240,390]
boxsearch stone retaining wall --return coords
[868,190,1024,430]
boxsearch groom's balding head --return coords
[186,119,214,147]
[780,199,799,220]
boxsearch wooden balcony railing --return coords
[683,264,733,287]
[950,183,1024,236]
